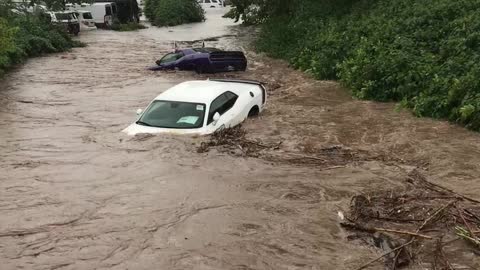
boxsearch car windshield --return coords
[55,13,73,20]
[159,53,183,64]
[137,101,206,129]
[82,12,93,19]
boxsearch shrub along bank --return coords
[111,21,147,31]
[0,11,81,76]
[144,0,204,27]
[253,0,480,130]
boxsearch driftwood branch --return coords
[353,239,415,270]
[409,171,480,204]
[341,222,432,239]
[417,200,456,232]
[456,206,475,238]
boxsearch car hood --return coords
[122,123,207,136]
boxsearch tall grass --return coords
[0,10,81,76]
[144,0,205,27]
[255,0,480,130]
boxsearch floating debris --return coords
[343,170,480,269]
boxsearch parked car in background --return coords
[74,11,97,31]
[24,4,48,13]
[47,11,80,35]
[123,79,267,136]
[95,0,140,23]
[197,0,223,9]
[150,47,247,73]
[66,2,117,28]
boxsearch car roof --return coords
[192,47,222,53]
[154,80,258,104]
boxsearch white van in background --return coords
[74,11,97,31]
[66,2,117,28]
[197,0,223,9]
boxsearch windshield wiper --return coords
[136,120,153,127]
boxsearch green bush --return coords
[111,22,147,31]
[254,0,480,130]
[0,18,18,76]
[144,0,205,27]
[0,11,81,76]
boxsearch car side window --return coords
[160,53,184,64]
[223,91,238,112]
[207,91,238,125]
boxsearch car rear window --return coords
[82,12,93,19]
[55,13,72,20]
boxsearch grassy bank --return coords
[250,0,480,130]
[144,0,204,27]
[0,12,82,76]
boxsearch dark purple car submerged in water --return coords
[149,47,247,73]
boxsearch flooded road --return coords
[1,9,480,270]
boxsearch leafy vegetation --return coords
[111,21,147,31]
[230,0,480,130]
[0,3,81,76]
[110,0,140,24]
[144,0,205,27]
[224,0,292,25]
[18,0,90,11]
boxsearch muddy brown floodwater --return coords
[1,9,480,270]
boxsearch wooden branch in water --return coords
[340,222,432,239]
[377,228,433,239]
[456,206,475,239]
[417,200,456,232]
[353,239,415,270]
[465,209,480,223]
[439,243,454,270]
[409,171,480,204]
[320,165,346,171]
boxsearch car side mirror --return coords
[136,108,143,115]
[212,112,220,125]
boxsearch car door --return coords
[209,52,231,72]
[206,91,239,131]
[157,52,184,69]
[221,91,243,126]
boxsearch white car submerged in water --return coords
[123,79,267,136]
